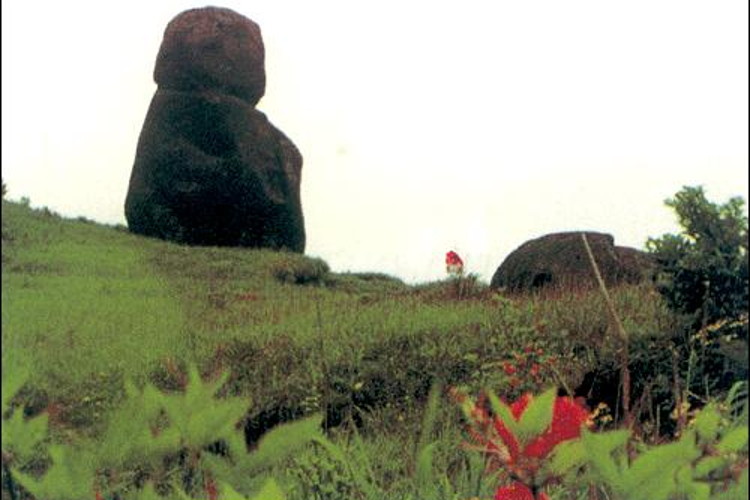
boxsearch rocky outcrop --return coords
[490,232,653,293]
[125,7,305,252]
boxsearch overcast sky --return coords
[2,0,748,283]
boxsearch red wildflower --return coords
[446,250,463,266]
[460,390,589,500]
[495,482,549,500]
[503,362,517,375]
[445,250,465,275]
[523,396,589,458]
[494,393,589,462]
[530,364,540,378]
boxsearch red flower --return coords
[445,250,465,275]
[445,250,464,266]
[495,482,549,500]
[503,362,517,375]
[462,392,589,500]
[494,393,589,462]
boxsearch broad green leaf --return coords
[544,438,586,476]
[241,414,322,473]
[12,445,97,500]
[96,382,180,468]
[694,455,729,478]
[621,431,700,500]
[516,387,556,446]
[581,429,629,492]
[249,478,285,500]
[212,415,322,495]
[1,409,48,459]
[693,403,721,442]
[160,366,250,450]
[674,464,710,500]
[716,426,748,453]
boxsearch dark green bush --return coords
[647,186,748,329]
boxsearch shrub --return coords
[647,186,748,328]
[272,254,330,285]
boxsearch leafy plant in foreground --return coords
[455,387,590,499]
[565,399,749,500]
[3,364,322,499]
[2,362,50,499]
[456,387,748,500]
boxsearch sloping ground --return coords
[2,201,679,443]
[9,200,745,499]
[1,201,523,434]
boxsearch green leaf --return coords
[218,481,249,499]
[716,426,748,453]
[693,403,721,443]
[674,465,710,500]
[487,391,522,444]
[418,382,442,452]
[211,415,322,494]
[545,438,587,477]
[581,429,629,492]
[161,366,249,450]
[249,478,285,500]
[416,442,438,498]
[516,387,556,446]
[621,431,701,500]
[242,414,322,473]
[1,409,48,459]
[12,445,97,500]
[97,381,180,468]
[1,361,30,411]
[694,456,730,478]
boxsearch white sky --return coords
[2,1,748,283]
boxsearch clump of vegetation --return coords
[647,185,748,330]
[645,186,748,424]
[272,253,330,285]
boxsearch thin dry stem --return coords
[580,233,632,427]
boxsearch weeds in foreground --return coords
[1,364,321,500]
[454,385,748,500]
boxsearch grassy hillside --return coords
[5,199,744,499]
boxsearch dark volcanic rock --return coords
[490,231,653,293]
[154,6,266,106]
[125,7,305,252]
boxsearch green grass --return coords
[2,199,706,498]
